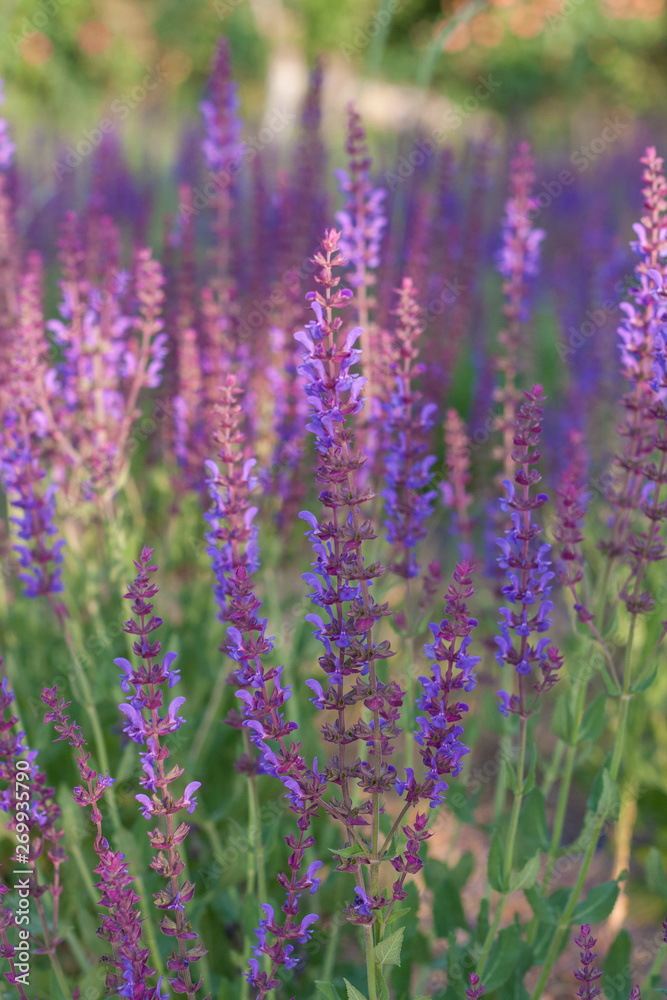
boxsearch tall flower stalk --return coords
[42,685,165,999]
[477,385,562,978]
[115,547,208,999]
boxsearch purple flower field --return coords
[2,32,667,1000]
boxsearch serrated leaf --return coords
[344,980,368,1000]
[509,853,541,892]
[375,927,404,967]
[328,845,368,859]
[573,880,619,924]
[579,692,607,743]
[316,982,342,1000]
[552,691,574,744]
[603,929,632,1000]
[376,969,390,1000]
[488,829,505,891]
[484,924,524,990]
[647,848,667,899]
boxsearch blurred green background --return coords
[1,0,666,159]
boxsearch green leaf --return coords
[376,969,390,1000]
[552,691,574,744]
[375,927,404,967]
[433,876,467,936]
[519,789,549,853]
[316,983,342,1000]
[603,929,632,1000]
[484,924,524,990]
[328,845,368,859]
[344,980,368,1000]
[525,885,557,924]
[631,663,658,693]
[450,851,475,889]
[579,692,607,742]
[573,880,619,924]
[509,853,541,893]
[646,848,667,899]
[488,829,506,891]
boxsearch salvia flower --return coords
[41,686,163,999]
[410,561,479,807]
[599,146,667,602]
[0,433,66,601]
[466,972,486,999]
[199,36,244,177]
[495,386,562,717]
[493,142,546,482]
[573,924,602,1000]
[296,229,398,836]
[114,547,207,999]
[442,406,475,559]
[380,277,438,579]
[334,104,387,293]
[0,667,66,975]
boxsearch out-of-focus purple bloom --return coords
[0,81,15,170]
[334,104,386,292]
[200,37,245,177]
[380,278,438,579]
[0,434,66,601]
[442,407,475,559]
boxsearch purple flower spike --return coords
[573,924,602,1000]
[115,548,207,997]
[0,80,15,170]
[494,386,562,717]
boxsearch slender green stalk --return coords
[476,716,528,978]
[416,0,489,89]
[529,620,637,1000]
[364,923,377,1000]
[188,667,226,766]
[642,940,667,989]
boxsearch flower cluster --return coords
[41,685,164,999]
[114,547,206,998]
[573,924,602,1000]
[297,230,397,843]
[199,36,245,177]
[44,216,167,497]
[334,104,386,294]
[493,141,546,481]
[442,406,474,559]
[495,386,562,717]
[380,277,438,579]
[600,145,667,590]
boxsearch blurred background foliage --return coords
[1,0,666,157]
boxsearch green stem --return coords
[529,616,637,1000]
[477,717,528,978]
[364,922,377,1000]
[541,738,565,801]
[188,667,226,767]
[416,0,489,89]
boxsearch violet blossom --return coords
[114,547,207,999]
[494,386,562,718]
